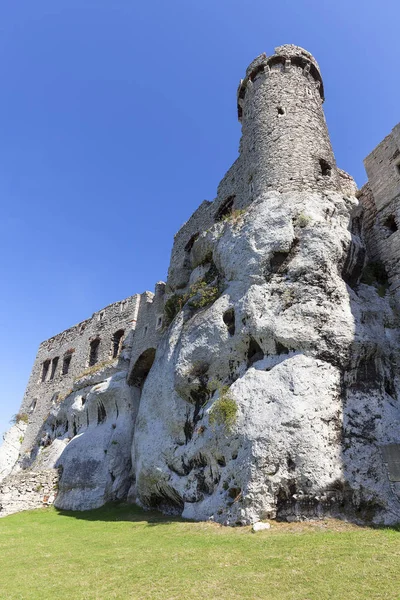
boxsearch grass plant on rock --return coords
[209,385,238,433]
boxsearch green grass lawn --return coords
[0,504,399,600]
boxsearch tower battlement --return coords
[238,45,324,122]
[236,45,339,195]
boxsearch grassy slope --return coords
[0,504,399,600]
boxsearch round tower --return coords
[237,45,340,194]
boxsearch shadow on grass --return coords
[55,501,190,526]
[55,501,400,533]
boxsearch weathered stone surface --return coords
[51,369,137,511]
[0,421,27,482]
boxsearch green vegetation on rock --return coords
[10,413,28,425]
[209,385,237,433]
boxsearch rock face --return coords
[1,44,400,525]
[0,421,27,481]
[130,190,400,524]
[0,361,137,516]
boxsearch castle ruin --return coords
[1,44,400,525]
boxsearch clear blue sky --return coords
[0,0,399,437]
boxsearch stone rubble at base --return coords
[1,44,400,526]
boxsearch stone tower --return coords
[237,44,340,194]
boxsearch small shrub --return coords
[57,389,73,403]
[199,251,213,267]
[282,288,296,308]
[296,213,311,228]
[10,413,29,425]
[163,294,187,327]
[222,208,245,225]
[209,386,238,433]
[188,281,220,309]
[18,436,24,444]
[164,272,222,326]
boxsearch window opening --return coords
[112,329,125,358]
[89,338,100,366]
[41,360,51,382]
[62,354,72,375]
[215,196,235,222]
[184,232,199,253]
[383,215,398,235]
[50,357,59,380]
[319,159,332,177]
[128,348,156,388]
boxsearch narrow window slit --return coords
[112,330,125,358]
[50,357,59,380]
[41,360,50,382]
[89,338,100,366]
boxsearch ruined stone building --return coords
[1,44,400,525]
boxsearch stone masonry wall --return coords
[20,295,140,453]
[360,125,400,300]
[0,469,58,517]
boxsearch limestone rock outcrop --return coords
[0,421,27,481]
[130,191,400,524]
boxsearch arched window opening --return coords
[215,196,235,222]
[128,348,156,388]
[29,399,37,413]
[89,338,100,367]
[41,360,50,382]
[184,232,199,253]
[112,329,125,359]
[50,357,59,380]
